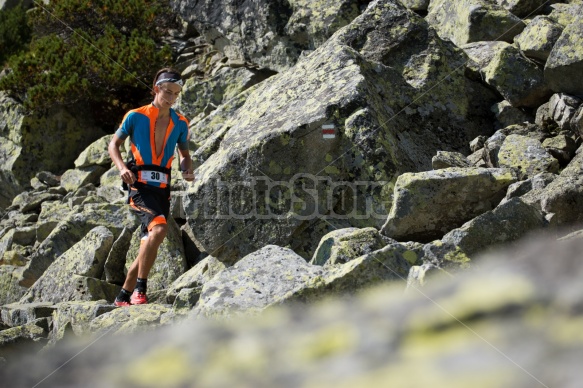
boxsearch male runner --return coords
[108,68,194,306]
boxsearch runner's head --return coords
[152,68,183,107]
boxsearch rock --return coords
[542,134,577,166]
[88,304,170,335]
[310,227,392,266]
[174,0,367,72]
[184,0,498,264]
[573,104,583,137]
[0,93,106,207]
[18,203,139,288]
[0,266,27,305]
[189,87,254,156]
[8,230,583,388]
[103,227,133,285]
[124,217,187,294]
[539,174,583,228]
[165,256,226,305]
[195,244,411,318]
[548,2,583,28]
[74,135,113,168]
[423,197,545,268]
[406,263,442,289]
[176,67,275,121]
[469,135,487,153]
[545,18,583,96]
[19,227,117,304]
[535,101,556,130]
[60,165,108,193]
[497,134,560,179]
[193,245,323,318]
[502,172,557,203]
[496,0,550,18]
[427,0,525,46]
[10,191,63,213]
[463,41,551,108]
[48,301,115,347]
[0,318,49,360]
[0,302,56,328]
[491,100,533,130]
[381,167,518,242]
[400,0,429,12]
[35,171,60,187]
[548,93,582,131]
[431,151,471,169]
[514,16,563,62]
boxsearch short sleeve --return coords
[176,117,190,150]
[116,111,135,140]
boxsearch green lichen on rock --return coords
[381,167,518,242]
[427,0,525,46]
[545,18,583,95]
[310,227,391,266]
[497,134,560,179]
[514,16,563,62]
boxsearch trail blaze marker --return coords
[322,124,335,139]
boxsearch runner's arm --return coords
[178,147,194,182]
[108,134,136,185]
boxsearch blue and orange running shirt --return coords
[115,104,189,189]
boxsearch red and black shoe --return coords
[130,291,148,305]
[114,299,131,307]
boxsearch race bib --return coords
[139,170,169,184]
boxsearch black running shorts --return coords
[128,183,170,238]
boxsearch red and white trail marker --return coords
[322,124,336,139]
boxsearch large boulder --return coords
[381,167,518,242]
[497,134,560,179]
[463,41,551,108]
[175,67,274,123]
[0,93,106,209]
[310,227,391,266]
[173,0,368,72]
[193,245,323,318]
[18,203,139,287]
[193,244,410,318]
[545,18,583,96]
[47,301,115,346]
[514,16,563,63]
[423,197,545,268]
[165,256,226,305]
[426,0,525,46]
[496,0,549,18]
[183,0,497,264]
[19,226,118,304]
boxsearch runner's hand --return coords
[120,167,136,185]
[181,170,195,182]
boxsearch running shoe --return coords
[130,291,148,305]
[114,299,131,307]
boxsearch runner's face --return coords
[155,82,181,107]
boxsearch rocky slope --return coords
[1,0,583,383]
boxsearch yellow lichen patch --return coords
[123,346,193,387]
[402,250,418,265]
[549,316,583,345]
[291,322,359,362]
[406,274,535,331]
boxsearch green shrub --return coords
[0,0,178,128]
[0,3,32,65]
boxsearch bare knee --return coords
[148,224,167,243]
